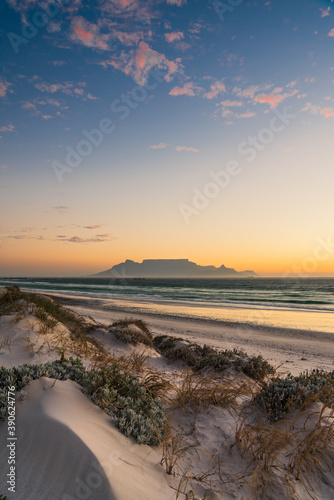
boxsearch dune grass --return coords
[110,318,153,346]
[153,334,275,381]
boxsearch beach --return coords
[53,292,334,376]
[0,286,333,499]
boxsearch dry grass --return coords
[110,318,153,346]
[171,371,249,411]
[160,422,193,476]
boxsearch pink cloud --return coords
[169,82,196,96]
[233,84,272,99]
[0,79,11,98]
[0,124,15,132]
[176,145,198,152]
[166,0,186,5]
[320,107,334,117]
[220,100,243,107]
[254,89,298,108]
[165,31,184,43]
[76,26,94,42]
[203,81,226,99]
[103,43,180,85]
[254,94,283,108]
[321,7,330,17]
[42,115,52,120]
[236,112,256,118]
[70,17,110,51]
[328,28,334,37]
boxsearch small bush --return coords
[254,369,334,421]
[0,358,165,445]
[153,335,275,381]
[110,319,153,346]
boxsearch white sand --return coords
[1,293,334,499]
[0,377,174,500]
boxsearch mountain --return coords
[92,259,257,278]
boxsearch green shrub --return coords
[254,369,334,421]
[153,335,275,381]
[0,358,165,445]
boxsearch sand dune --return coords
[0,377,174,500]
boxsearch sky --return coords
[0,0,334,277]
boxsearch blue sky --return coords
[1,0,334,276]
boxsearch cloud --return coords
[253,89,298,108]
[101,0,153,22]
[70,17,110,51]
[0,164,8,170]
[42,115,52,120]
[33,78,96,101]
[320,107,334,118]
[220,100,243,107]
[236,112,256,118]
[286,80,297,88]
[169,82,197,96]
[321,7,330,17]
[62,235,111,243]
[51,61,66,66]
[0,79,11,98]
[113,31,143,46]
[233,84,272,99]
[35,81,74,94]
[165,32,184,43]
[328,28,334,37]
[176,145,199,152]
[166,0,187,6]
[0,124,15,132]
[149,143,169,149]
[22,101,37,111]
[102,42,180,86]
[203,81,226,99]
[301,102,322,114]
[84,225,103,229]
[51,206,71,214]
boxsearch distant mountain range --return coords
[92,259,257,278]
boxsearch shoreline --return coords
[52,292,334,376]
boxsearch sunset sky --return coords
[1,0,334,277]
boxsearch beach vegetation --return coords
[110,318,153,346]
[254,369,334,421]
[0,358,165,445]
[153,335,275,381]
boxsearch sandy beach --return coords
[54,293,334,376]
[0,288,333,499]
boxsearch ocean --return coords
[1,277,333,334]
